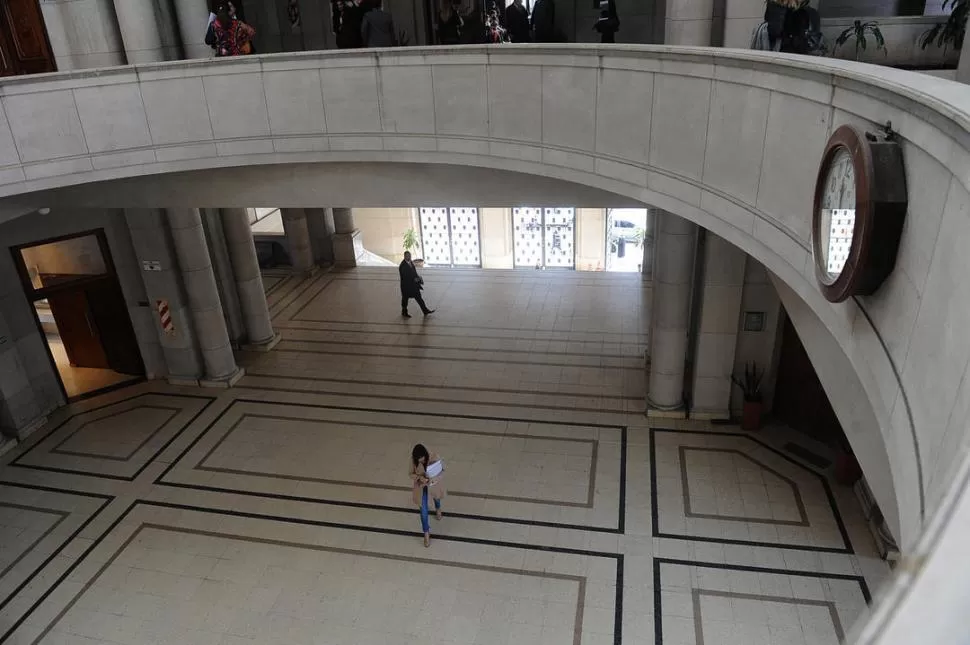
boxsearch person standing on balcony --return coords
[335,0,365,48]
[437,1,464,44]
[361,0,399,47]
[505,0,531,42]
[531,0,556,42]
[399,251,434,317]
[205,5,255,56]
[593,0,619,43]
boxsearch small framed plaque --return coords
[744,311,766,332]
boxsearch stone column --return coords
[40,0,127,70]
[0,255,58,439]
[332,207,364,268]
[690,233,745,418]
[173,0,212,59]
[647,211,696,413]
[641,209,657,279]
[200,208,245,346]
[305,208,336,265]
[165,208,243,386]
[280,208,315,274]
[958,44,970,84]
[221,208,280,350]
[112,0,181,62]
[126,208,204,383]
[666,0,715,46]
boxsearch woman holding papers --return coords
[410,444,445,547]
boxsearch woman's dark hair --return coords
[216,5,232,25]
[411,443,430,467]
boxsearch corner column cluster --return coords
[124,207,281,387]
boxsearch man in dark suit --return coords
[399,251,434,318]
[505,0,531,42]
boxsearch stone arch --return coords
[3,45,969,548]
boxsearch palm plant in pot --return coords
[403,227,424,267]
[732,361,764,431]
[920,0,967,55]
[834,437,863,486]
[834,20,887,60]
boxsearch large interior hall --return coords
[1,0,970,641]
[0,263,889,645]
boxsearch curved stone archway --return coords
[3,45,970,549]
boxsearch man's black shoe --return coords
[423,309,435,316]
[402,312,412,318]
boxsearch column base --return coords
[167,376,201,387]
[647,408,687,419]
[243,332,282,352]
[688,408,731,422]
[0,435,17,458]
[333,230,364,268]
[199,367,246,389]
[4,414,48,441]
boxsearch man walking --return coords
[399,251,434,318]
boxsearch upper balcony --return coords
[1,42,970,644]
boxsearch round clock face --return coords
[817,146,857,283]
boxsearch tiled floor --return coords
[0,268,889,644]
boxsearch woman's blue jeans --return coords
[420,487,441,533]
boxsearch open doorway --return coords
[605,208,647,272]
[14,231,145,400]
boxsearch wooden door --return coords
[773,315,843,446]
[0,0,56,77]
[46,289,109,369]
[86,280,145,376]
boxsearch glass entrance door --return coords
[512,207,575,269]
[418,207,482,267]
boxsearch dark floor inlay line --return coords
[193,411,602,508]
[49,405,180,462]
[155,399,628,533]
[270,344,644,370]
[678,446,811,527]
[240,371,642,402]
[784,442,832,469]
[648,428,854,555]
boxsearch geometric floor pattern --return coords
[0,268,889,644]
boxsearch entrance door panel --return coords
[47,290,109,369]
[0,0,56,76]
[86,280,145,376]
[773,315,842,445]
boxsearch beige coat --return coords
[410,452,446,506]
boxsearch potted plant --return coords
[732,361,764,431]
[403,227,424,267]
[834,437,863,485]
[920,0,967,54]
[835,20,887,60]
[633,227,646,248]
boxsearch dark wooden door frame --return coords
[10,228,143,401]
[0,0,56,76]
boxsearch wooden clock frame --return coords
[812,124,908,303]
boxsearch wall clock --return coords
[812,123,908,303]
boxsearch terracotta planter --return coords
[414,258,425,267]
[741,400,762,431]
[835,452,863,485]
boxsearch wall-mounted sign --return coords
[743,311,766,332]
[142,260,162,272]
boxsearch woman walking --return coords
[410,443,445,547]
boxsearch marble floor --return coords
[0,268,889,645]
